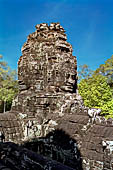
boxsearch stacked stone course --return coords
[0,111,23,142]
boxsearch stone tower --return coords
[12,23,78,122]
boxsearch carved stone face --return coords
[60,73,76,93]
[18,53,77,94]
[42,55,77,93]
[57,58,77,93]
[18,23,77,94]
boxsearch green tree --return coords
[0,55,18,112]
[78,56,113,118]
[78,74,113,118]
[78,64,93,81]
[101,99,113,119]
[95,55,113,87]
[0,55,7,67]
[0,55,8,82]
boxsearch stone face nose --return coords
[68,76,76,85]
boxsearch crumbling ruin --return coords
[0,23,113,170]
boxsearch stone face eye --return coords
[71,75,76,80]
[66,74,70,79]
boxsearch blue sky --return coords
[0,0,113,71]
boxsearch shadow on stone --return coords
[0,142,76,170]
[23,129,83,170]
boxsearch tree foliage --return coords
[78,56,113,118]
[78,64,93,81]
[0,55,8,82]
[0,55,18,112]
[95,55,113,87]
